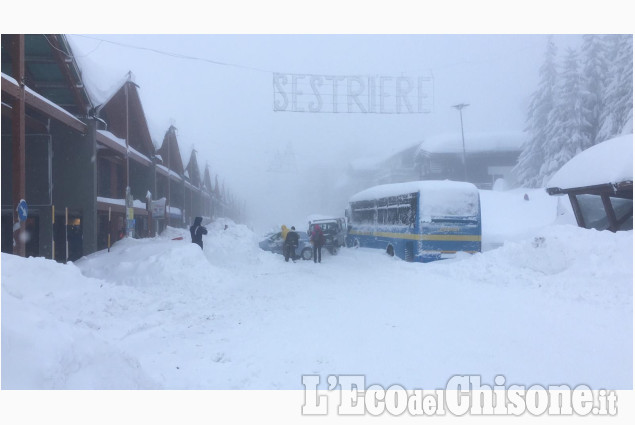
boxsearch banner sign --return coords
[273,73,433,114]
[151,198,166,219]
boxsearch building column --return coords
[82,119,98,254]
[11,35,26,257]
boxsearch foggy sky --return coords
[66,34,583,231]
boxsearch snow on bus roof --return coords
[547,134,633,190]
[349,180,478,202]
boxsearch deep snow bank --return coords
[479,188,572,249]
[1,216,632,390]
[436,224,632,306]
[1,256,160,389]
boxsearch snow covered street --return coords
[2,190,632,390]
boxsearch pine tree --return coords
[514,36,558,187]
[579,34,608,149]
[598,34,633,140]
[540,48,584,185]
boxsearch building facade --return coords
[2,34,230,261]
[346,132,524,193]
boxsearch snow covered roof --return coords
[97,129,126,148]
[2,72,87,132]
[547,134,633,190]
[128,145,152,166]
[306,214,339,223]
[156,164,182,181]
[350,180,478,202]
[66,36,131,109]
[97,196,147,210]
[417,131,525,155]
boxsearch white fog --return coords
[66,34,584,231]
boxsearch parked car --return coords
[307,217,347,255]
[259,230,313,260]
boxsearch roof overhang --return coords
[546,181,633,199]
[2,72,87,133]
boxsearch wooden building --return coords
[2,34,218,261]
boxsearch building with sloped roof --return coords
[414,132,524,189]
[345,132,524,194]
[2,34,226,260]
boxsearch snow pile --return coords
[2,211,631,390]
[202,219,273,268]
[420,183,480,221]
[439,224,632,304]
[1,256,160,389]
[479,188,569,248]
[547,134,633,189]
[77,232,214,289]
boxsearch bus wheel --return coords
[386,245,395,257]
[301,247,313,260]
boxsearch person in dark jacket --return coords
[190,216,208,249]
[284,226,299,262]
[310,224,325,263]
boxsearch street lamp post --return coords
[452,103,469,182]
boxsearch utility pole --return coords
[452,103,469,182]
[11,35,26,257]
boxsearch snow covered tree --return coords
[540,48,584,185]
[517,34,632,188]
[598,34,633,140]
[579,34,608,150]
[514,36,558,187]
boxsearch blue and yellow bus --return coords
[345,180,481,262]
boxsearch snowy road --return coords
[2,217,632,390]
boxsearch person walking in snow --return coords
[310,224,325,263]
[284,226,299,262]
[190,216,208,249]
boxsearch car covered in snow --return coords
[258,230,314,260]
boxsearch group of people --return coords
[281,223,325,263]
[189,216,326,265]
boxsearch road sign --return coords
[17,199,28,222]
